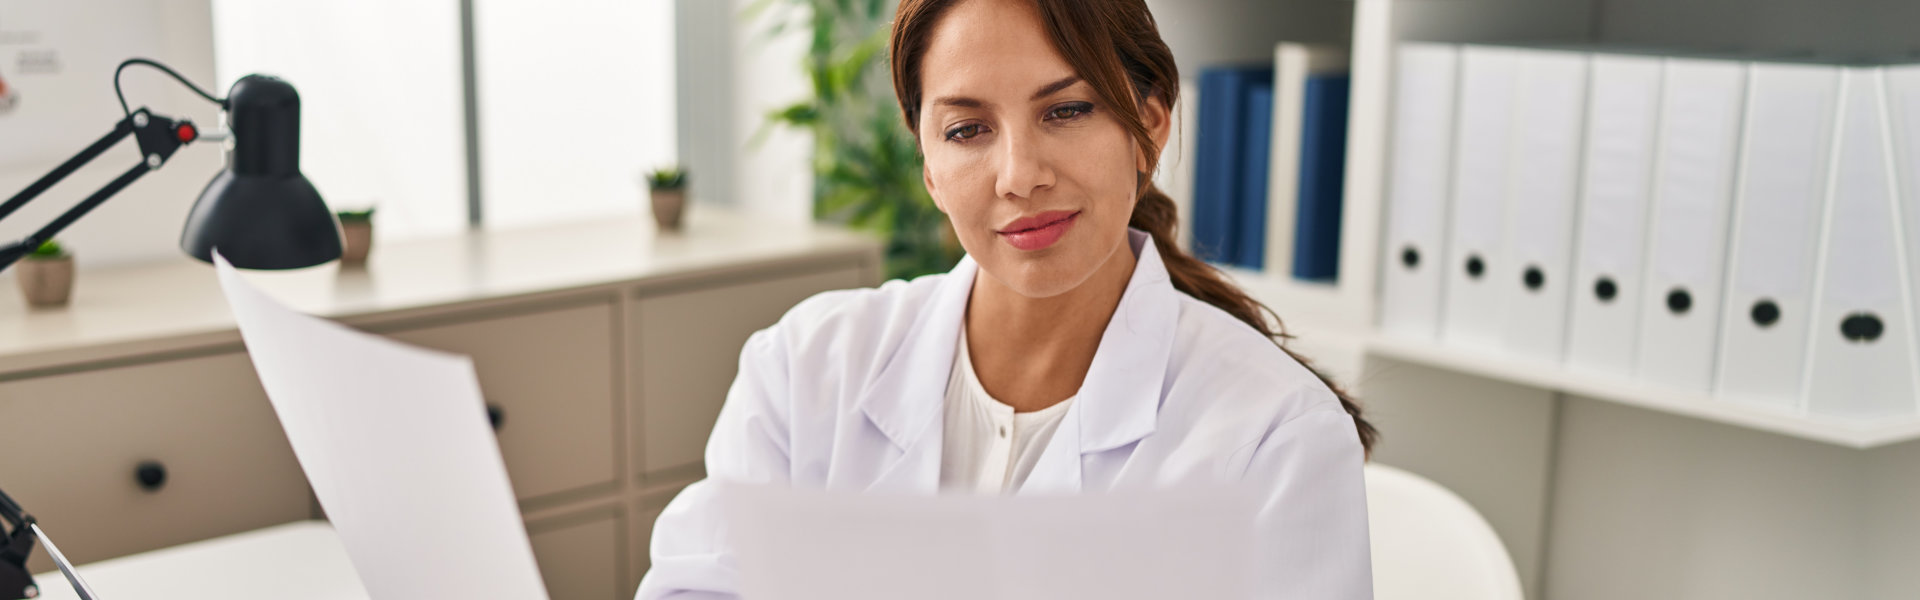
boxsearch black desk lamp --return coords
[0,58,344,600]
[0,58,342,274]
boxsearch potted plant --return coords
[335,207,375,266]
[645,166,689,231]
[16,240,74,308]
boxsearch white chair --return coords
[1365,463,1525,600]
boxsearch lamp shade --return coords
[180,74,341,269]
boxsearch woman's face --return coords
[915,0,1167,299]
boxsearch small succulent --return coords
[645,166,688,191]
[335,208,376,223]
[27,240,67,260]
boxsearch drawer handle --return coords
[486,403,505,431]
[135,461,168,492]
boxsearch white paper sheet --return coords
[722,483,1259,600]
[214,254,548,600]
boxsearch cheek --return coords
[1057,126,1141,220]
[923,143,996,218]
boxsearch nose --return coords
[994,128,1056,201]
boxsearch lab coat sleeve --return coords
[635,325,794,600]
[1243,404,1374,599]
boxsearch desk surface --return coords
[33,521,366,600]
[0,208,879,375]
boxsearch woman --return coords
[638,0,1377,597]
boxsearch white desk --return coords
[32,521,365,600]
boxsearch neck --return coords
[964,235,1138,412]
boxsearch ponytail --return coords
[1131,183,1379,457]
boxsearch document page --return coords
[215,254,548,600]
[722,482,1258,600]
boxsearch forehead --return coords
[919,0,1075,100]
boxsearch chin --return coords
[982,247,1104,299]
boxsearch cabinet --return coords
[0,352,312,573]
[383,301,620,505]
[631,266,870,480]
[529,508,625,600]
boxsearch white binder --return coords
[1379,43,1458,339]
[1804,68,1920,419]
[1716,62,1842,410]
[1886,65,1920,415]
[1566,54,1662,376]
[1496,49,1590,362]
[1634,57,1747,392]
[1441,45,1521,351]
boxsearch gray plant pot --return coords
[17,255,74,308]
[340,221,373,266]
[651,188,687,231]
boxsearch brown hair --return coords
[889,0,1377,456]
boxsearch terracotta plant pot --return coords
[17,255,74,308]
[651,188,687,231]
[340,221,373,265]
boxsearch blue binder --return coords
[1193,67,1273,265]
[1237,82,1276,270]
[1291,74,1350,282]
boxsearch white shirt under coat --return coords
[636,228,1374,600]
[940,324,1077,494]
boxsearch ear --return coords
[1135,95,1173,174]
[922,158,947,214]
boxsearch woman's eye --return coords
[1045,103,1093,121]
[946,123,985,142]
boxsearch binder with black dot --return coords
[1802,67,1920,420]
[1716,61,1843,411]
[1378,42,1459,340]
[1565,53,1663,377]
[1633,56,1748,393]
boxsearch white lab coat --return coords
[637,229,1373,599]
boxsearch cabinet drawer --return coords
[0,352,312,572]
[529,509,624,600]
[632,267,869,477]
[384,301,618,504]
[631,485,683,584]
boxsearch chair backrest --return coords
[1365,463,1525,600]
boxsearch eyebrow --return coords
[929,75,1085,110]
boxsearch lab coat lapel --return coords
[857,256,976,494]
[1019,229,1179,495]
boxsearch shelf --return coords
[1364,334,1920,449]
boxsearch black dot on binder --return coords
[1401,246,1420,270]
[1666,288,1693,315]
[1465,255,1485,279]
[1595,277,1618,303]
[1523,266,1545,291]
[1751,300,1781,328]
[1841,313,1885,343]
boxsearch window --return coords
[210,0,678,238]
[474,0,677,230]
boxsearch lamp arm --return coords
[0,108,199,273]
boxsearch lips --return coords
[996,210,1080,251]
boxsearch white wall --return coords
[730,0,813,224]
[674,0,813,225]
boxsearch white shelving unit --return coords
[1161,0,1920,450]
